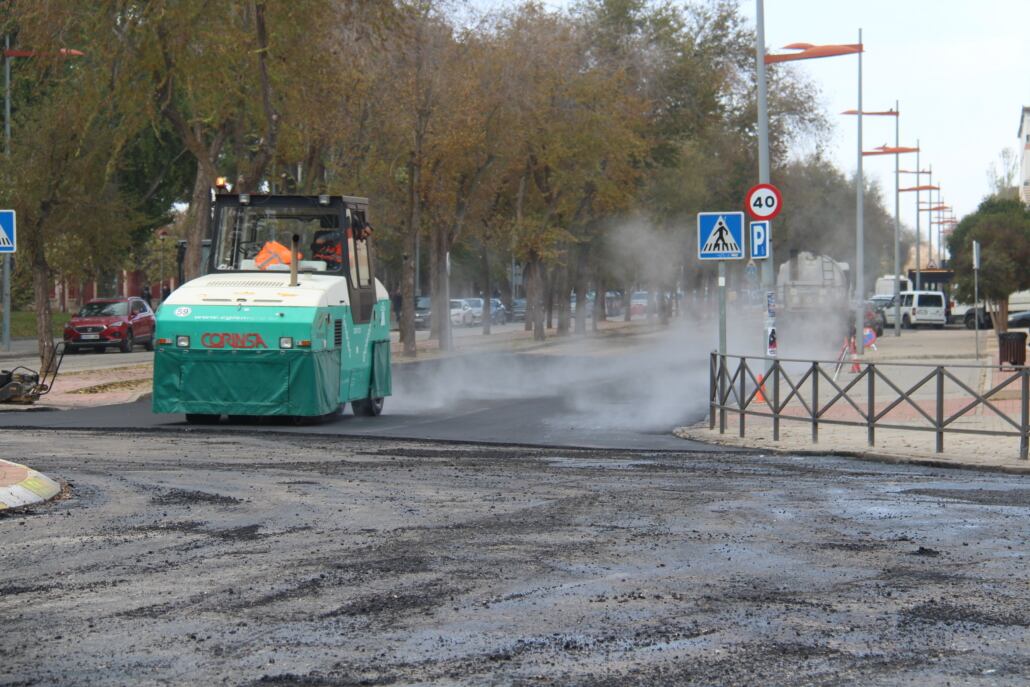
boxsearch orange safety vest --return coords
[314,241,342,262]
[255,241,301,269]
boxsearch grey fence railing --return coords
[710,352,1030,460]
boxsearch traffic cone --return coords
[755,374,767,404]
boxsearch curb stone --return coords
[0,459,62,510]
[672,425,1030,476]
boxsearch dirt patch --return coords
[321,581,458,620]
[903,488,1030,507]
[69,378,150,395]
[151,488,243,506]
[902,601,1030,627]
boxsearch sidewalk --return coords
[0,337,48,360]
[677,327,1030,473]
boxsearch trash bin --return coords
[998,331,1027,366]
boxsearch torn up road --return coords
[2,431,1029,685]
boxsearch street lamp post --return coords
[846,106,917,337]
[765,33,864,350]
[899,180,939,289]
[755,0,774,362]
[923,197,951,266]
[899,163,932,289]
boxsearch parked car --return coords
[1008,311,1030,329]
[414,296,432,329]
[489,298,507,324]
[605,291,624,317]
[962,305,992,330]
[511,298,527,321]
[450,299,474,326]
[882,290,948,329]
[869,294,894,312]
[462,298,485,326]
[629,291,650,317]
[63,297,156,353]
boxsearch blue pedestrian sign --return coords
[0,210,15,253]
[750,220,769,259]
[697,212,744,260]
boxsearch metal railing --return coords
[710,352,1030,460]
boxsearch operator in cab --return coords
[311,230,343,270]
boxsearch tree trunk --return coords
[481,243,492,335]
[524,259,535,333]
[431,226,452,350]
[401,154,420,357]
[31,239,55,371]
[992,299,1009,334]
[401,238,416,358]
[623,283,632,322]
[646,279,658,322]
[531,259,545,341]
[556,260,570,337]
[183,160,214,282]
[592,277,605,331]
[659,282,670,325]
[545,266,555,330]
[573,248,588,335]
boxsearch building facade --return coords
[1020,106,1030,204]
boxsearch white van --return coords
[882,290,948,328]
[1009,290,1030,312]
[874,275,912,297]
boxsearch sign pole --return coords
[973,239,980,361]
[697,211,744,357]
[718,261,727,356]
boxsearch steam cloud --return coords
[389,218,852,435]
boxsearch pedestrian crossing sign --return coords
[0,210,15,253]
[697,212,744,260]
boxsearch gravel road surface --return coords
[3,431,1029,686]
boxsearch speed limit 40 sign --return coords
[746,183,782,221]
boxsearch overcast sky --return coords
[469,0,1030,244]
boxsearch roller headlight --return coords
[176,335,190,348]
[279,337,294,349]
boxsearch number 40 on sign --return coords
[746,183,781,221]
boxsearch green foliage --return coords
[9,310,70,338]
[948,196,1030,303]
[0,0,903,343]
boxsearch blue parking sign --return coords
[0,210,15,253]
[750,220,769,259]
[697,212,744,260]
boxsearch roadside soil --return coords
[2,431,1029,685]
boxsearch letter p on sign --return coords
[750,221,769,260]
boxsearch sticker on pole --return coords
[697,212,744,260]
[750,221,770,259]
[745,183,782,221]
[0,210,15,253]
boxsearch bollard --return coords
[811,362,819,443]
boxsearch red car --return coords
[63,297,156,353]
